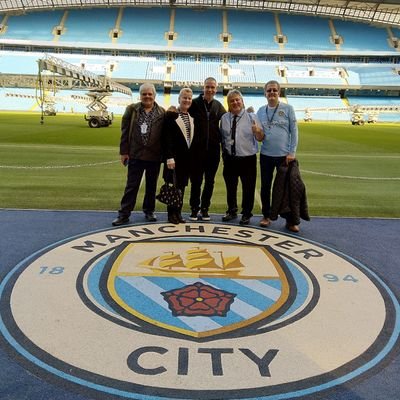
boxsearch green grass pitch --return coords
[0,111,399,218]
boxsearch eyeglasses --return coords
[266,89,279,93]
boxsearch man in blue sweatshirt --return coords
[257,80,299,232]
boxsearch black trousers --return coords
[260,154,286,219]
[118,159,161,218]
[189,148,220,213]
[223,154,257,218]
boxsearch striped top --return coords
[180,112,191,147]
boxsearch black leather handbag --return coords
[156,170,183,209]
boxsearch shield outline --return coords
[106,241,291,338]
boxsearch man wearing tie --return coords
[220,90,264,225]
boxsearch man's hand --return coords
[252,120,264,141]
[167,158,176,169]
[121,155,129,166]
[286,154,295,165]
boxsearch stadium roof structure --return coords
[0,0,400,27]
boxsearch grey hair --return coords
[226,89,244,112]
[139,83,156,96]
[178,87,193,100]
[264,80,281,91]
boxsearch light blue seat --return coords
[59,9,118,43]
[227,11,276,50]
[226,63,256,83]
[146,61,167,81]
[0,53,39,74]
[333,20,390,51]
[253,64,281,84]
[173,9,222,48]
[348,66,400,86]
[171,60,224,83]
[280,14,333,51]
[118,8,170,46]
[2,11,62,41]
[110,58,149,79]
[245,94,267,112]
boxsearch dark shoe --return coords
[240,215,251,225]
[168,214,179,224]
[145,212,157,222]
[200,210,210,221]
[222,212,238,222]
[112,216,129,226]
[286,223,300,233]
[259,217,271,227]
[189,211,199,221]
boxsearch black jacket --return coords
[270,160,310,225]
[188,94,226,160]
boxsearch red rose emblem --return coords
[162,282,236,317]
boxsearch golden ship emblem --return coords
[139,247,244,277]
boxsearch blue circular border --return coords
[0,224,399,400]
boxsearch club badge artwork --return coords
[0,223,399,400]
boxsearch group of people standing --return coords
[112,77,303,233]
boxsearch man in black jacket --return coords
[112,83,165,226]
[188,77,226,221]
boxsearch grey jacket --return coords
[120,102,165,162]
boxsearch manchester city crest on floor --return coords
[0,222,399,400]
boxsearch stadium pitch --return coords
[0,112,399,217]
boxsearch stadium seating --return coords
[118,8,170,46]
[226,10,276,50]
[2,10,62,41]
[333,20,391,51]
[58,9,117,43]
[1,8,395,53]
[347,66,400,86]
[173,9,222,48]
[279,14,333,51]
[0,7,399,122]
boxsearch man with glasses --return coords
[112,83,165,226]
[187,77,226,221]
[257,80,299,232]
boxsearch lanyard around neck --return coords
[266,103,279,124]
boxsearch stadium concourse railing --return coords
[0,52,399,94]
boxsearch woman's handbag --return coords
[156,170,183,209]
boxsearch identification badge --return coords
[141,123,148,134]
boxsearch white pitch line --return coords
[0,160,119,169]
[0,143,116,152]
[300,153,400,159]
[302,169,400,180]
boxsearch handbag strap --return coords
[172,169,178,187]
